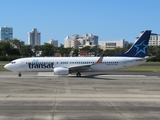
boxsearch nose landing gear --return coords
[18,72,21,77]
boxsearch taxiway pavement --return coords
[0,71,160,120]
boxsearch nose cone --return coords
[4,64,10,71]
[4,64,11,70]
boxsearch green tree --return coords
[11,39,22,50]
[41,43,55,56]
[10,39,23,56]
[0,41,12,56]
[34,45,42,56]
[81,46,91,54]
[63,48,72,56]
[114,47,128,55]
[104,49,116,56]
[0,41,21,60]
[90,46,104,56]
[57,44,65,56]
[56,44,72,56]
[72,49,79,56]
[21,45,33,57]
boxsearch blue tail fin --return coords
[117,30,151,57]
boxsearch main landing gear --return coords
[76,72,81,77]
[18,72,22,77]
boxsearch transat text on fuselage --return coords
[27,59,54,69]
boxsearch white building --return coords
[0,26,13,40]
[99,39,129,50]
[64,35,80,49]
[149,33,160,46]
[137,31,160,46]
[28,28,41,47]
[64,36,71,48]
[83,34,98,45]
[64,34,98,49]
[47,39,58,47]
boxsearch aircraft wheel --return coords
[18,73,22,77]
[76,72,81,77]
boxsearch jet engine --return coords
[54,67,69,75]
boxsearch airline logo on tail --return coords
[134,40,148,57]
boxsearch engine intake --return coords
[54,67,69,75]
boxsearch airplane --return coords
[4,30,152,77]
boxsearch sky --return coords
[0,0,160,46]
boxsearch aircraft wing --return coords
[68,53,105,73]
[68,64,92,73]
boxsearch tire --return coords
[76,72,81,77]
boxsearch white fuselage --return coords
[5,57,146,73]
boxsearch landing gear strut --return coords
[76,72,81,77]
[18,72,22,77]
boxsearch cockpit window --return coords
[11,61,16,64]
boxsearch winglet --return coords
[95,54,105,64]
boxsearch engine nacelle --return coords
[54,67,69,75]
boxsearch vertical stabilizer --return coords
[117,30,151,57]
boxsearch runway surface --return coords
[0,71,160,120]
